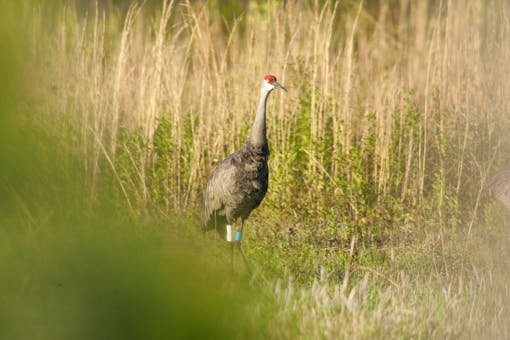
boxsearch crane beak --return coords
[274,81,287,92]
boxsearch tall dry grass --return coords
[31,0,510,227]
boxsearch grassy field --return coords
[2,0,510,338]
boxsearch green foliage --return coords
[151,117,175,208]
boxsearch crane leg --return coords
[238,243,251,275]
[230,241,234,274]
[237,220,252,275]
[226,224,235,274]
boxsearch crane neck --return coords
[248,87,272,148]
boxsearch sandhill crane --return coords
[202,74,287,273]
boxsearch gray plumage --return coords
[203,140,269,237]
[202,75,286,240]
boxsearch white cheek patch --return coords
[262,80,275,92]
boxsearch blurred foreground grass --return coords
[0,212,276,339]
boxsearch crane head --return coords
[263,74,287,92]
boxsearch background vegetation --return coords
[2,0,510,338]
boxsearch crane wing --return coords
[202,155,239,230]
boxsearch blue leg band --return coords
[235,231,242,241]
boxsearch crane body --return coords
[203,140,269,237]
